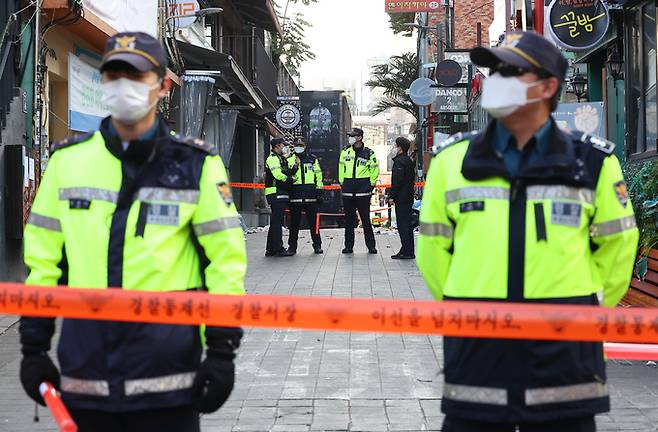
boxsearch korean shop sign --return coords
[385,1,442,13]
[547,0,610,51]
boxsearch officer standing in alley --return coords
[417,31,638,432]
[265,137,298,257]
[288,137,324,254]
[388,137,415,259]
[339,127,380,254]
[20,32,246,431]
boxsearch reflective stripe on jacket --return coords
[21,117,247,412]
[417,121,638,423]
[339,145,379,199]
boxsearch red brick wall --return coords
[428,0,494,51]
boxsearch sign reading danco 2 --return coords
[547,0,610,51]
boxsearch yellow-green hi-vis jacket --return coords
[417,120,638,424]
[21,117,246,412]
[339,144,379,198]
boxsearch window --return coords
[627,1,658,159]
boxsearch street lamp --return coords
[571,72,588,102]
[164,7,223,27]
[606,46,624,81]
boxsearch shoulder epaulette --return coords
[571,131,615,155]
[172,134,218,155]
[50,132,94,153]
[432,131,476,156]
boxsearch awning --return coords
[231,0,282,37]
[176,41,262,109]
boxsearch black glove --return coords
[316,190,323,205]
[20,353,60,406]
[192,355,235,414]
[192,327,243,414]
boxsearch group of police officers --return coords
[19,29,638,432]
[264,127,384,257]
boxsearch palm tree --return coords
[366,52,419,120]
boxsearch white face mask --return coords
[480,73,544,119]
[294,146,305,154]
[348,137,357,145]
[101,78,160,125]
[281,146,290,156]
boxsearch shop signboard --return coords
[433,87,468,113]
[436,60,462,87]
[553,102,606,137]
[68,53,109,132]
[547,0,610,51]
[444,51,471,84]
[385,0,442,13]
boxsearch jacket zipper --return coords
[508,178,526,302]
[352,148,358,179]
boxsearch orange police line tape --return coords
[3,283,658,351]
[229,182,426,190]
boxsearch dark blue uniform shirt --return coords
[493,120,552,177]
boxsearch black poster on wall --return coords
[547,0,610,51]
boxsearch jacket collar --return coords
[100,116,170,163]
[462,118,579,183]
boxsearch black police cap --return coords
[271,138,287,147]
[347,128,364,137]
[101,32,167,75]
[470,31,569,82]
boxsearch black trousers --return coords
[395,201,414,256]
[266,195,289,253]
[288,203,321,251]
[442,415,596,432]
[70,406,200,432]
[344,198,376,250]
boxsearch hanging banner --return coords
[546,0,610,51]
[84,0,159,36]
[68,54,109,133]
[385,0,442,13]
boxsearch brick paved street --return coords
[1,230,658,431]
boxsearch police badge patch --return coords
[614,181,629,208]
[217,183,233,207]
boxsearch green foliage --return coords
[365,52,419,119]
[272,0,318,76]
[388,12,416,37]
[624,160,658,252]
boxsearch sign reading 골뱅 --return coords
[547,0,610,51]
[385,0,441,13]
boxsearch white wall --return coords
[489,0,507,46]
[85,0,158,36]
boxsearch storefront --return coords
[624,0,657,160]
